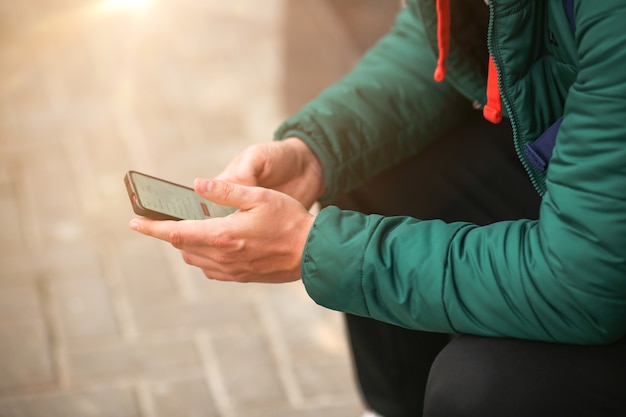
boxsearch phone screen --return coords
[126,171,235,220]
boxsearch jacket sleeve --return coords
[274,6,472,204]
[301,1,626,345]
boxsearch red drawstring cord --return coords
[434,0,450,82]
[434,0,502,125]
[483,55,502,124]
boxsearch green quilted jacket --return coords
[275,0,626,344]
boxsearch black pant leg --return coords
[424,335,626,417]
[328,112,541,417]
[345,314,449,416]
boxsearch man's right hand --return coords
[216,137,324,209]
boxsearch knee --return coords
[423,335,513,417]
[423,366,494,416]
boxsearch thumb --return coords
[214,165,259,186]
[194,178,260,211]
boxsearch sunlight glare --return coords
[96,0,154,14]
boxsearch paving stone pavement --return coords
[0,0,400,415]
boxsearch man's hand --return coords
[217,138,324,209]
[129,178,315,283]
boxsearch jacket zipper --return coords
[487,1,544,195]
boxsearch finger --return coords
[129,217,175,242]
[214,146,266,185]
[200,268,243,282]
[215,163,260,186]
[181,250,223,269]
[193,179,264,211]
[181,252,248,282]
[129,218,205,246]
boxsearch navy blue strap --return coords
[562,0,576,32]
[525,2,575,172]
[524,117,563,172]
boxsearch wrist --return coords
[283,137,325,198]
[294,212,316,279]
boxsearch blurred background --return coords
[0,0,398,415]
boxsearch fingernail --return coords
[193,178,211,193]
[129,221,139,231]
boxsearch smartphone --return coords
[124,170,236,220]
